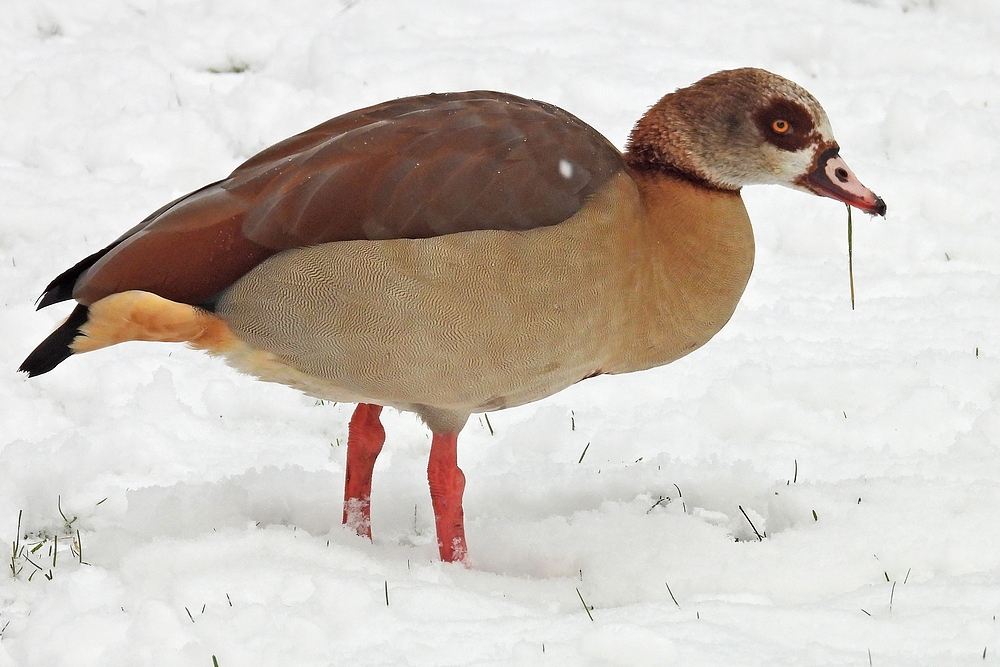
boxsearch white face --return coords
[761,99,883,214]
[752,92,837,189]
[758,142,822,188]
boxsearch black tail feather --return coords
[36,252,107,309]
[19,304,90,377]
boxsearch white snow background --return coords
[2,0,1000,665]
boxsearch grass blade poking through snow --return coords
[576,588,594,621]
[76,529,86,565]
[673,484,686,513]
[847,203,855,310]
[739,505,764,541]
[10,510,22,578]
[665,582,680,608]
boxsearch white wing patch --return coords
[559,158,574,179]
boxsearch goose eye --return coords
[771,119,790,134]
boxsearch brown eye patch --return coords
[754,99,815,151]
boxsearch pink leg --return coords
[427,432,468,563]
[343,403,385,539]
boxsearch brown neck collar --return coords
[623,152,737,194]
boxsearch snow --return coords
[2,0,1000,664]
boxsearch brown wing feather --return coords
[68,91,625,307]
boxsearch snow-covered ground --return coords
[2,0,1000,664]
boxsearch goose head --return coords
[625,67,886,216]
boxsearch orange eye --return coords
[772,119,790,134]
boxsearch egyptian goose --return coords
[20,68,885,563]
